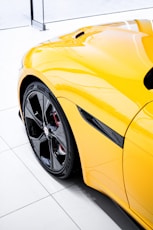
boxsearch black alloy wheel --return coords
[22,81,78,179]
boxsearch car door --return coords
[123,101,153,229]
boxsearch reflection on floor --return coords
[0,8,152,230]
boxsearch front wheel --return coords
[22,81,78,179]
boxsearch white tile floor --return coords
[0,8,152,230]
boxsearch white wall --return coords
[0,0,30,29]
[0,0,153,29]
[44,0,153,22]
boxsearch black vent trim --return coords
[78,107,124,148]
[75,31,85,39]
[144,68,153,90]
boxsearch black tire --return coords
[22,81,78,179]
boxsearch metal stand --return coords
[30,0,46,30]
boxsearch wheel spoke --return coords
[41,94,51,124]
[24,95,43,129]
[47,139,53,169]
[51,122,67,151]
[48,138,64,171]
[30,133,47,157]
[52,153,64,171]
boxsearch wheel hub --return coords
[43,126,49,137]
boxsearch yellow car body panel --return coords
[18,19,153,229]
[124,101,153,228]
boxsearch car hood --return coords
[49,19,153,102]
[23,19,153,135]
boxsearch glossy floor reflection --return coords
[0,9,152,230]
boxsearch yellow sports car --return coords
[18,19,153,229]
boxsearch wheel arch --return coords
[19,75,82,176]
[19,75,42,110]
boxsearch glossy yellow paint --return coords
[18,19,153,229]
[20,20,153,134]
[124,101,153,229]
[58,96,129,210]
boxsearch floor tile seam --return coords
[9,141,30,150]
[0,139,29,154]
[12,144,76,194]
[0,106,29,150]
[0,195,50,220]
[50,181,77,196]
[12,142,31,151]
[11,145,77,196]
[2,145,80,227]
[11,147,52,196]
[0,148,10,155]
[0,25,29,31]
[0,105,18,113]
[51,195,81,230]
[0,136,13,154]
